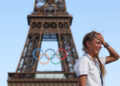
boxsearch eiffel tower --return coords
[8,0,79,86]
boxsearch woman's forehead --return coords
[93,37,101,42]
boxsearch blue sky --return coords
[0,0,120,86]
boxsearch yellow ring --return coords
[38,53,50,65]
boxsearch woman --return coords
[74,31,119,86]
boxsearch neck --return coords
[85,50,96,61]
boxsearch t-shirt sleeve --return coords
[74,57,89,77]
[99,57,106,65]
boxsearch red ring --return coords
[56,49,67,60]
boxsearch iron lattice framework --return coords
[8,0,79,86]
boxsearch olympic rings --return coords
[32,48,67,65]
[32,48,43,60]
[56,49,67,60]
[44,48,56,59]
[39,53,50,65]
[50,54,62,65]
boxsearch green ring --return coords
[50,54,62,65]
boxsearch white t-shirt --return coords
[74,53,106,86]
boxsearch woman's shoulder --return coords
[78,54,90,63]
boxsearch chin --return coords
[95,52,99,56]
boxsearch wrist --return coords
[104,42,109,48]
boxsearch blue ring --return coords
[32,48,43,61]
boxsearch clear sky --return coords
[0,0,120,86]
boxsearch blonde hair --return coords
[83,31,106,77]
[96,56,106,76]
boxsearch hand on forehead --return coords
[95,33,104,42]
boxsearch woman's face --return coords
[89,37,102,56]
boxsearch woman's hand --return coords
[96,33,106,47]
[95,33,119,64]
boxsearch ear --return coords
[86,41,90,48]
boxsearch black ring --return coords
[43,48,56,59]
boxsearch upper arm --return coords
[78,75,87,86]
[106,56,119,64]
[74,57,89,77]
